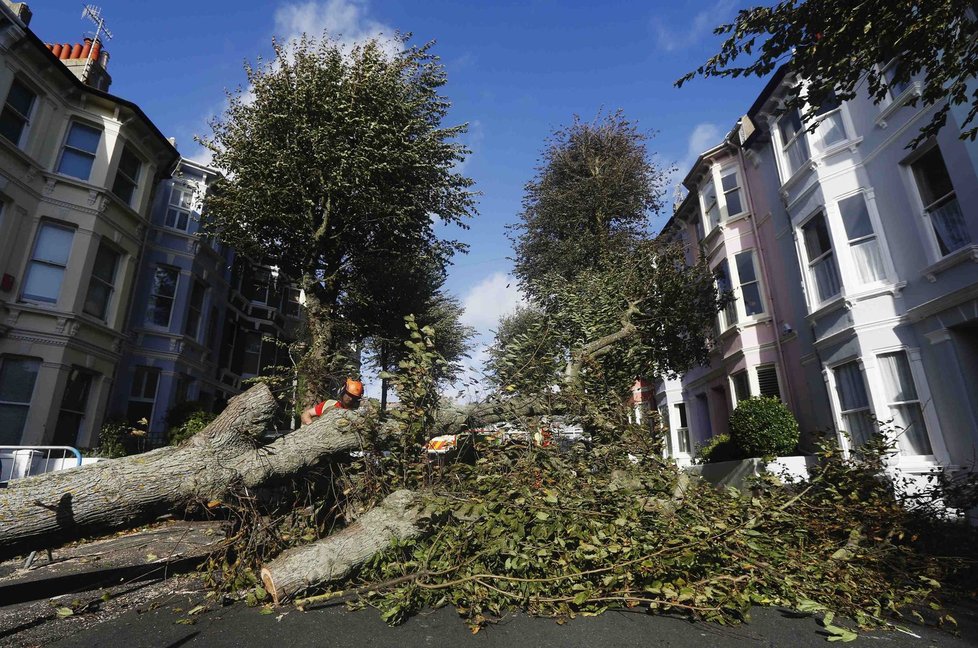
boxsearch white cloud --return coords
[273,0,400,56]
[683,122,721,169]
[652,0,735,52]
[460,272,525,332]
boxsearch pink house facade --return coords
[655,64,978,480]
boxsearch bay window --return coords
[734,250,764,316]
[720,167,744,218]
[57,122,101,180]
[23,222,74,303]
[145,265,179,327]
[777,108,810,176]
[833,361,875,448]
[83,242,120,320]
[675,403,690,454]
[53,368,94,446]
[0,78,36,147]
[165,185,193,231]
[111,145,142,207]
[837,194,885,284]
[801,211,841,304]
[701,177,720,232]
[877,351,932,456]
[0,357,40,444]
[813,94,847,150]
[715,259,737,328]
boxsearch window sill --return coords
[805,294,846,321]
[779,159,816,192]
[922,245,978,283]
[874,81,922,129]
[843,281,907,306]
[815,136,863,161]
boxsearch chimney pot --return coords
[60,43,71,59]
[50,43,62,57]
[70,43,83,59]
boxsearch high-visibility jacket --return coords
[312,399,344,416]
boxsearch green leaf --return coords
[55,607,74,618]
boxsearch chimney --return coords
[1,1,32,26]
[44,37,112,91]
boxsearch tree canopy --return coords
[510,111,671,304]
[502,113,722,415]
[678,0,978,147]
[200,34,476,394]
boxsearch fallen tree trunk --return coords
[260,489,429,604]
[0,384,370,561]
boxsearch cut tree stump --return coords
[260,489,429,604]
[0,384,371,561]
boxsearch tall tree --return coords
[200,35,476,396]
[678,0,978,147]
[510,111,671,303]
[508,113,723,415]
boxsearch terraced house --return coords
[658,63,978,481]
[0,2,178,448]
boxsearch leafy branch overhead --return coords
[678,0,978,147]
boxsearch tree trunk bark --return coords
[0,384,372,562]
[260,489,428,604]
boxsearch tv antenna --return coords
[81,5,112,81]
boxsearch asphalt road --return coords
[54,598,978,648]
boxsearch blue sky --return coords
[32,0,770,397]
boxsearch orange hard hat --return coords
[343,378,364,398]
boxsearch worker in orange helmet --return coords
[300,378,364,425]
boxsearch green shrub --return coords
[166,400,217,446]
[93,419,131,458]
[695,433,745,464]
[728,396,799,457]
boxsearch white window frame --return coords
[719,165,746,220]
[732,249,766,319]
[771,91,852,183]
[833,191,890,287]
[56,120,102,181]
[906,144,973,261]
[797,210,843,310]
[775,107,811,179]
[826,359,875,455]
[21,221,74,304]
[165,185,194,232]
[0,77,37,149]
[674,402,690,455]
[861,346,948,468]
[699,175,720,234]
